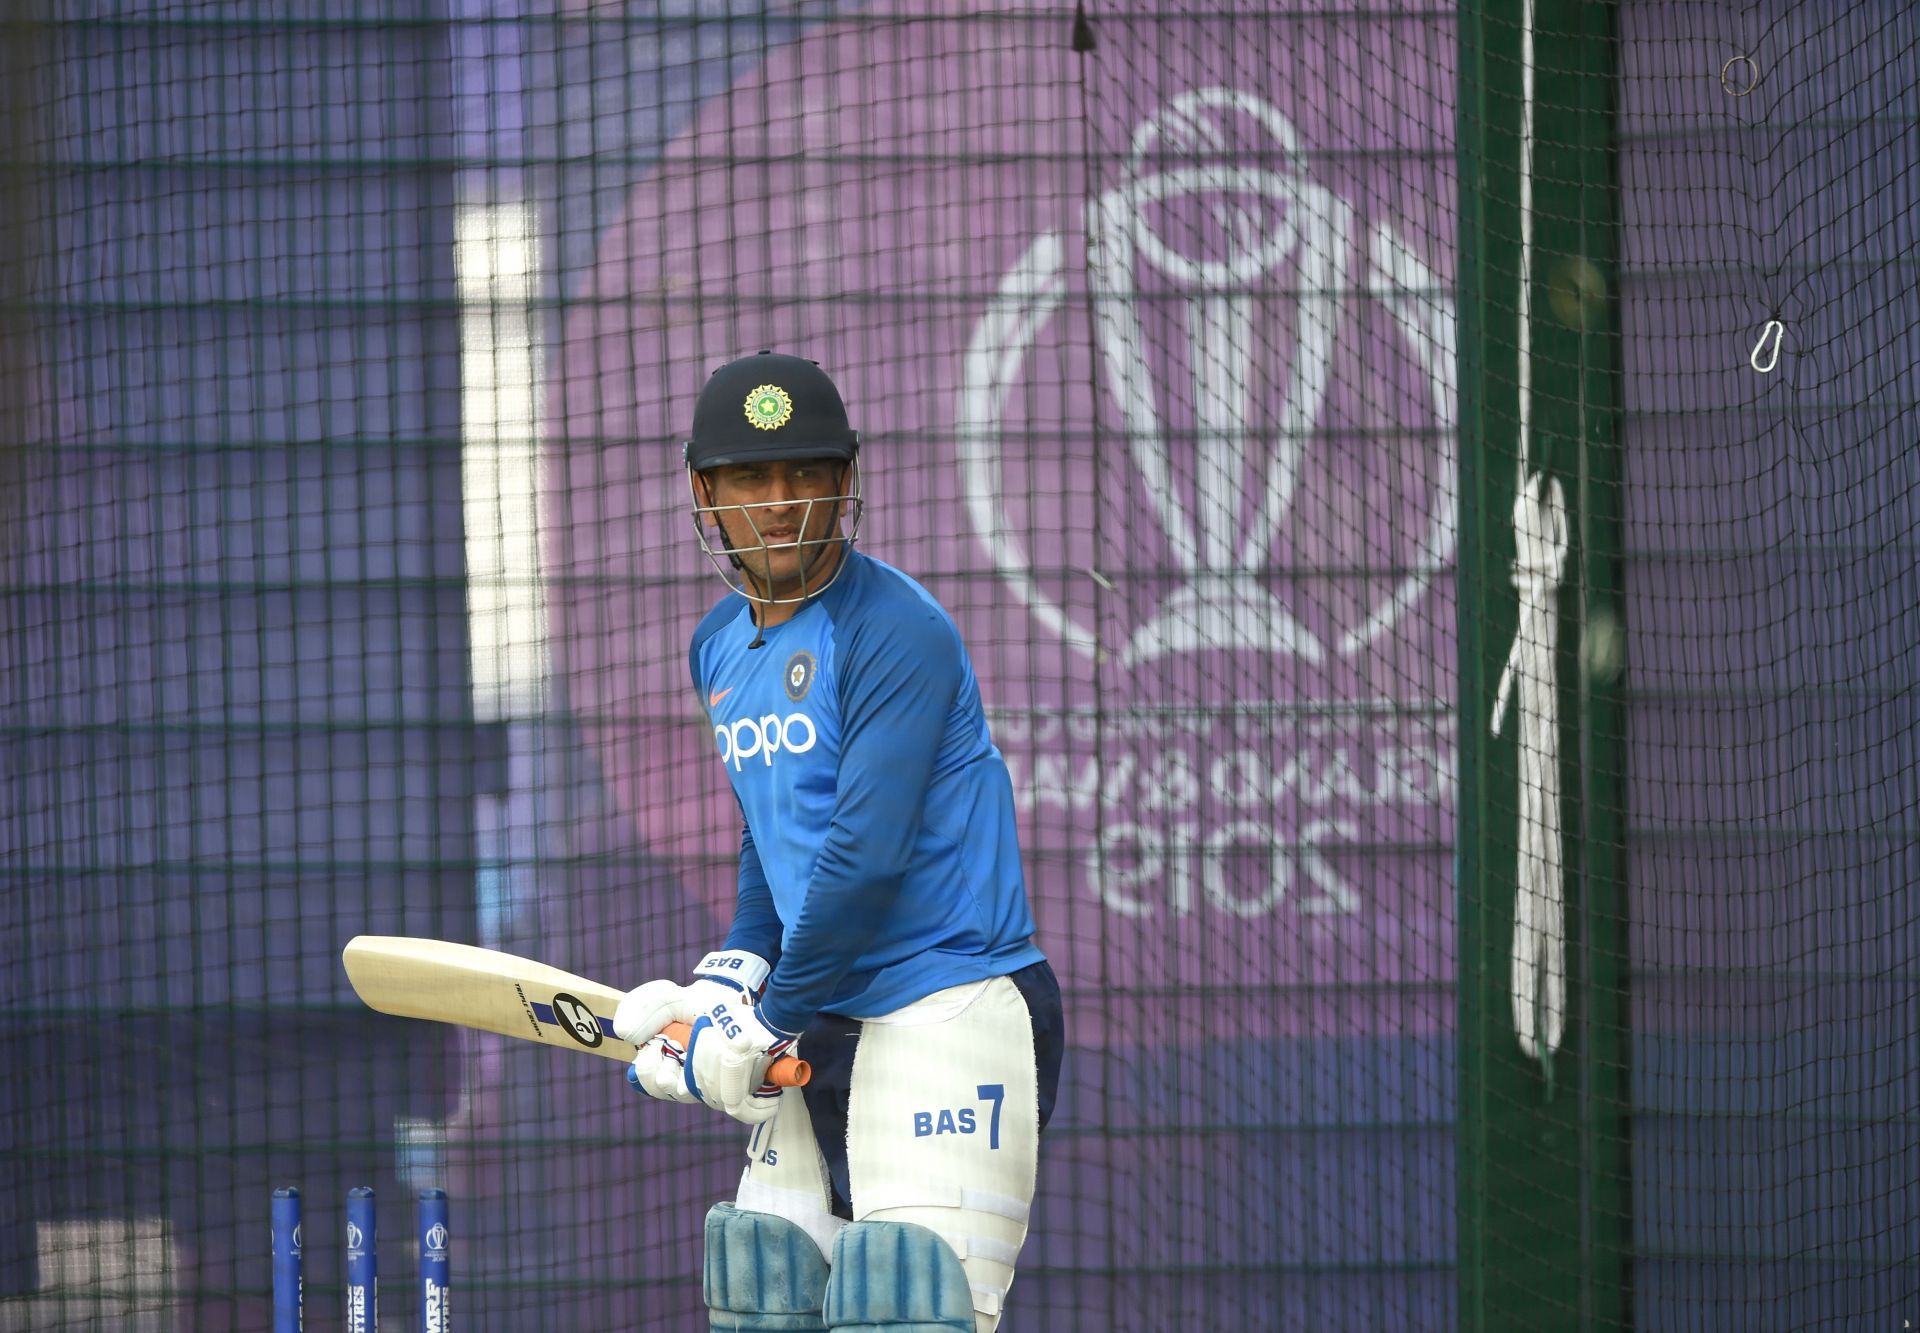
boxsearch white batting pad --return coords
[845,976,1040,1332]
[735,1090,844,1263]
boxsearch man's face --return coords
[697,458,848,596]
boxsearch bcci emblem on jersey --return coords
[783,650,817,702]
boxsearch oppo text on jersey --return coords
[714,711,819,770]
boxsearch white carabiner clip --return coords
[1750,319,1784,374]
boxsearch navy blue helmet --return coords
[685,352,859,470]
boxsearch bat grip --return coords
[660,1020,812,1087]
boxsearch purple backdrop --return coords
[540,2,1458,1326]
[23,0,1911,1327]
[549,0,1458,1030]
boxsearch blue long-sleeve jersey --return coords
[689,548,1044,1034]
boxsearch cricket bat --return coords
[341,935,810,1087]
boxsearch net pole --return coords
[0,3,50,1298]
[1555,3,1630,1324]
[1456,0,1629,1328]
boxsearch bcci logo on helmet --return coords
[957,88,1456,674]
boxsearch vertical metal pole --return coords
[418,1189,450,1332]
[1458,1,1627,1329]
[345,1186,377,1333]
[271,1187,303,1333]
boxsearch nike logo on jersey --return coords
[709,686,734,708]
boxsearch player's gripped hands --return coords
[685,994,797,1126]
[622,1019,701,1105]
[614,950,770,1108]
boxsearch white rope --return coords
[1516,0,1536,482]
[1491,473,1568,1065]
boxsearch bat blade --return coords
[341,935,811,1086]
[343,935,638,1062]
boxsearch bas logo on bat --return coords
[539,992,608,1048]
[509,978,611,1049]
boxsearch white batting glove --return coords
[614,951,771,1110]
[624,1025,700,1105]
[683,993,799,1127]
[615,978,694,1104]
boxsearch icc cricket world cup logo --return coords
[959,88,1457,666]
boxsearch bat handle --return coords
[659,1020,812,1088]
